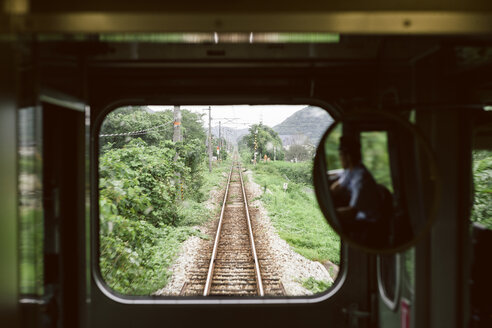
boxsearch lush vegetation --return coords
[19,208,44,295]
[471,150,492,229]
[99,107,223,295]
[240,123,284,161]
[247,159,341,265]
[301,277,333,294]
[100,107,206,149]
[323,123,342,170]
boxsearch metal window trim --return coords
[89,96,347,305]
[40,89,85,112]
[377,253,402,312]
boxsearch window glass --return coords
[403,247,415,297]
[471,149,492,229]
[378,254,400,309]
[18,107,44,295]
[98,105,341,297]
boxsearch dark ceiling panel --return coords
[30,0,492,13]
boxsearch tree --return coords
[99,107,173,150]
[242,123,284,160]
[99,107,206,151]
[181,110,207,144]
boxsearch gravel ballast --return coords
[155,167,337,296]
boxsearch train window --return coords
[470,149,492,230]
[470,121,492,324]
[18,107,44,296]
[96,104,341,298]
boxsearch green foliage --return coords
[100,139,186,226]
[250,161,341,264]
[19,208,44,295]
[301,277,333,294]
[242,123,284,161]
[181,110,207,142]
[98,107,212,295]
[176,138,207,201]
[100,107,173,150]
[100,107,206,152]
[254,160,312,185]
[99,209,201,295]
[324,123,342,170]
[99,137,209,294]
[471,150,492,229]
[360,131,393,192]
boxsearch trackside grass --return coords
[248,161,341,265]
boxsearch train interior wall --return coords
[2,34,491,328]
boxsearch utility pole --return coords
[207,106,212,173]
[254,128,258,166]
[218,120,221,162]
[173,105,183,200]
[173,105,182,142]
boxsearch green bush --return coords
[100,139,187,227]
[472,150,492,229]
[99,136,214,295]
[99,206,199,294]
[301,277,333,294]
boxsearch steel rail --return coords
[203,164,233,296]
[238,163,265,296]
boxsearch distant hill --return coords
[273,106,333,146]
[211,126,249,143]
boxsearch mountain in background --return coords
[209,106,333,147]
[273,106,333,146]
[211,126,249,143]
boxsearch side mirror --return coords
[313,111,440,253]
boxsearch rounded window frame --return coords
[90,98,347,304]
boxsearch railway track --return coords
[181,160,284,296]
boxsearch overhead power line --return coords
[99,119,174,137]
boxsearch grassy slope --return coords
[248,161,341,265]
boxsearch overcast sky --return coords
[148,105,309,128]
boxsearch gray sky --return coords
[148,105,308,128]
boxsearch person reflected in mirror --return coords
[330,136,391,246]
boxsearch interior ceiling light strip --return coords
[95,33,340,43]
